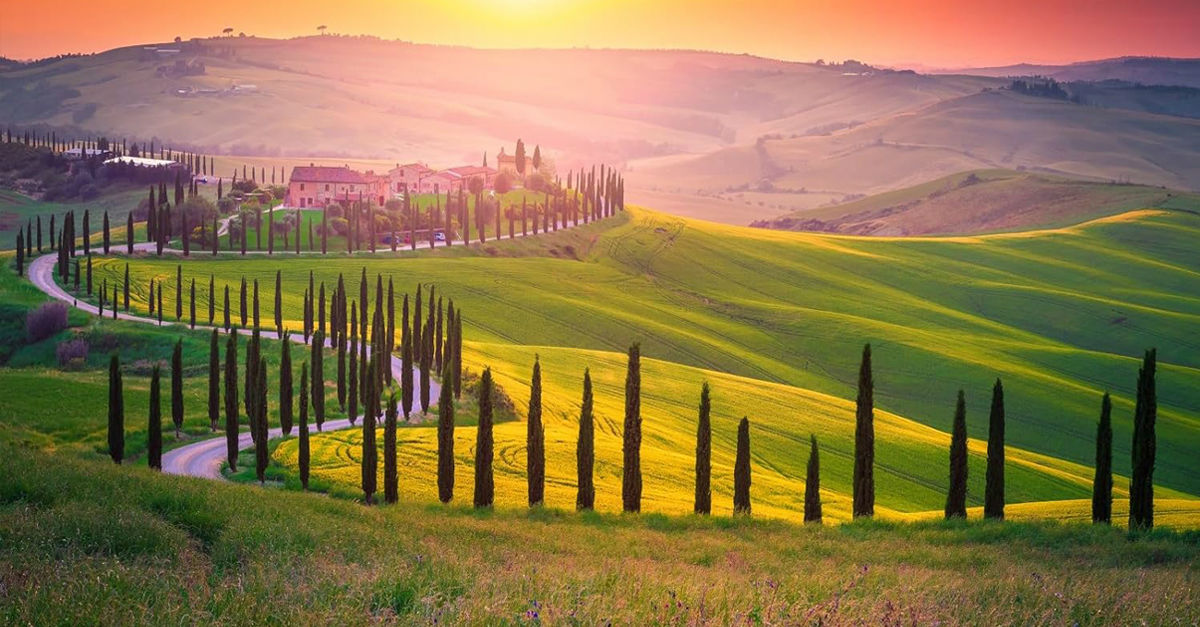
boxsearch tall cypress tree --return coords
[419,317,432,413]
[853,343,875,518]
[337,326,347,410]
[299,361,310,490]
[361,360,377,504]
[274,270,283,337]
[401,332,413,419]
[1129,349,1157,530]
[526,356,546,506]
[804,435,822,524]
[694,382,712,514]
[108,354,124,464]
[384,392,398,504]
[239,276,248,326]
[280,335,293,436]
[437,360,455,503]
[148,365,163,471]
[945,390,969,519]
[171,339,184,438]
[208,275,215,324]
[252,278,260,329]
[576,368,595,511]
[349,302,359,425]
[175,265,183,320]
[223,285,231,331]
[473,367,495,508]
[103,210,110,253]
[225,331,239,471]
[453,312,463,399]
[1092,392,1113,524]
[622,343,642,513]
[311,331,325,431]
[209,329,220,431]
[984,378,1006,520]
[733,417,752,516]
[254,356,269,484]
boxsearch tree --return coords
[254,356,268,484]
[1092,392,1113,524]
[576,368,595,511]
[437,360,455,503]
[384,393,398,504]
[102,211,110,253]
[853,343,875,518]
[108,354,124,464]
[274,270,283,337]
[1129,349,1157,530]
[622,343,642,513]
[311,331,325,430]
[804,435,822,524]
[473,367,495,508]
[532,144,542,171]
[280,335,293,436]
[527,356,545,507]
[361,361,377,504]
[733,417,752,515]
[945,390,969,519]
[299,361,310,490]
[209,330,220,431]
[984,378,1005,520]
[14,232,22,277]
[515,139,526,176]
[420,318,432,413]
[349,302,359,425]
[225,332,239,472]
[239,276,248,326]
[401,332,413,419]
[453,312,463,399]
[694,382,712,515]
[148,366,163,471]
[171,339,184,438]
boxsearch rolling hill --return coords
[937,56,1200,89]
[752,169,1200,235]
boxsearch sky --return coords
[2,0,1198,67]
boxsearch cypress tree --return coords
[254,356,268,484]
[984,378,1006,520]
[171,339,184,438]
[435,297,444,372]
[694,382,712,514]
[401,332,413,419]
[252,279,260,329]
[148,365,163,471]
[108,354,124,464]
[361,361,377,504]
[622,343,642,513]
[299,361,310,490]
[1129,349,1157,531]
[102,210,110,253]
[127,212,134,254]
[437,360,455,503]
[274,270,283,337]
[453,312,463,399]
[208,329,220,431]
[349,302,359,425]
[82,209,90,256]
[384,392,398,504]
[337,327,347,410]
[413,284,423,364]
[223,285,231,331]
[419,319,431,413]
[804,435,822,524]
[311,331,325,430]
[473,367,495,508]
[225,331,239,472]
[239,276,247,326]
[733,416,751,516]
[15,232,22,277]
[280,335,293,436]
[189,279,196,328]
[86,254,93,295]
[576,368,595,511]
[945,390,969,519]
[1092,392,1113,524]
[527,356,545,507]
[208,275,215,324]
[853,343,875,518]
[124,264,130,311]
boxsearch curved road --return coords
[28,250,440,480]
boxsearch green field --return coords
[82,205,1200,522]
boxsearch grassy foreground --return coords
[2,446,1197,624]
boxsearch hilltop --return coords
[752,169,1200,235]
[936,56,1200,88]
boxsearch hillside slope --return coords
[753,169,1200,235]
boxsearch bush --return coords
[26,302,69,342]
[56,338,89,369]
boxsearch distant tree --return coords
[984,378,1006,520]
[280,335,293,436]
[694,382,712,515]
[171,339,184,438]
[1129,349,1157,530]
[515,139,526,176]
[622,343,642,513]
[804,435,822,524]
[853,343,875,518]
[525,356,545,507]
[311,331,325,430]
[1092,392,1113,524]
[473,367,495,508]
[222,27,234,37]
[208,275,215,324]
[317,25,327,35]
[494,170,514,195]
[127,213,134,254]
[108,354,124,464]
[532,145,542,171]
[148,365,163,471]
[945,390,969,519]
[437,360,455,503]
[239,276,248,326]
[225,332,239,471]
[575,368,595,511]
[299,361,310,490]
[733,417,751,516]
[209,329,220,431]
[102,211,110,253]
[82,210,90,256]
[189,279,196,328]
[223,285,231,331]
[467,175,484,196]
[274,270,283,337]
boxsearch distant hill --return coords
[938,57,1200,89]
[751,169,1200,235]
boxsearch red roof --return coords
[445,165,495,178]
[290,166,369,184]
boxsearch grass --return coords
[0,186,148,249]
[1,446,1196,624]
[85,205,1200,521]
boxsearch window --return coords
[325,184,330,191]
[300,183,305,191]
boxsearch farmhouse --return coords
[287,165,387,208]
[445,165,497,190]
[387,162,433,196]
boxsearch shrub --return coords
[56,338,89,369]
[26,302,69,342]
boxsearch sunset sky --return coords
[2,0,1198,67]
